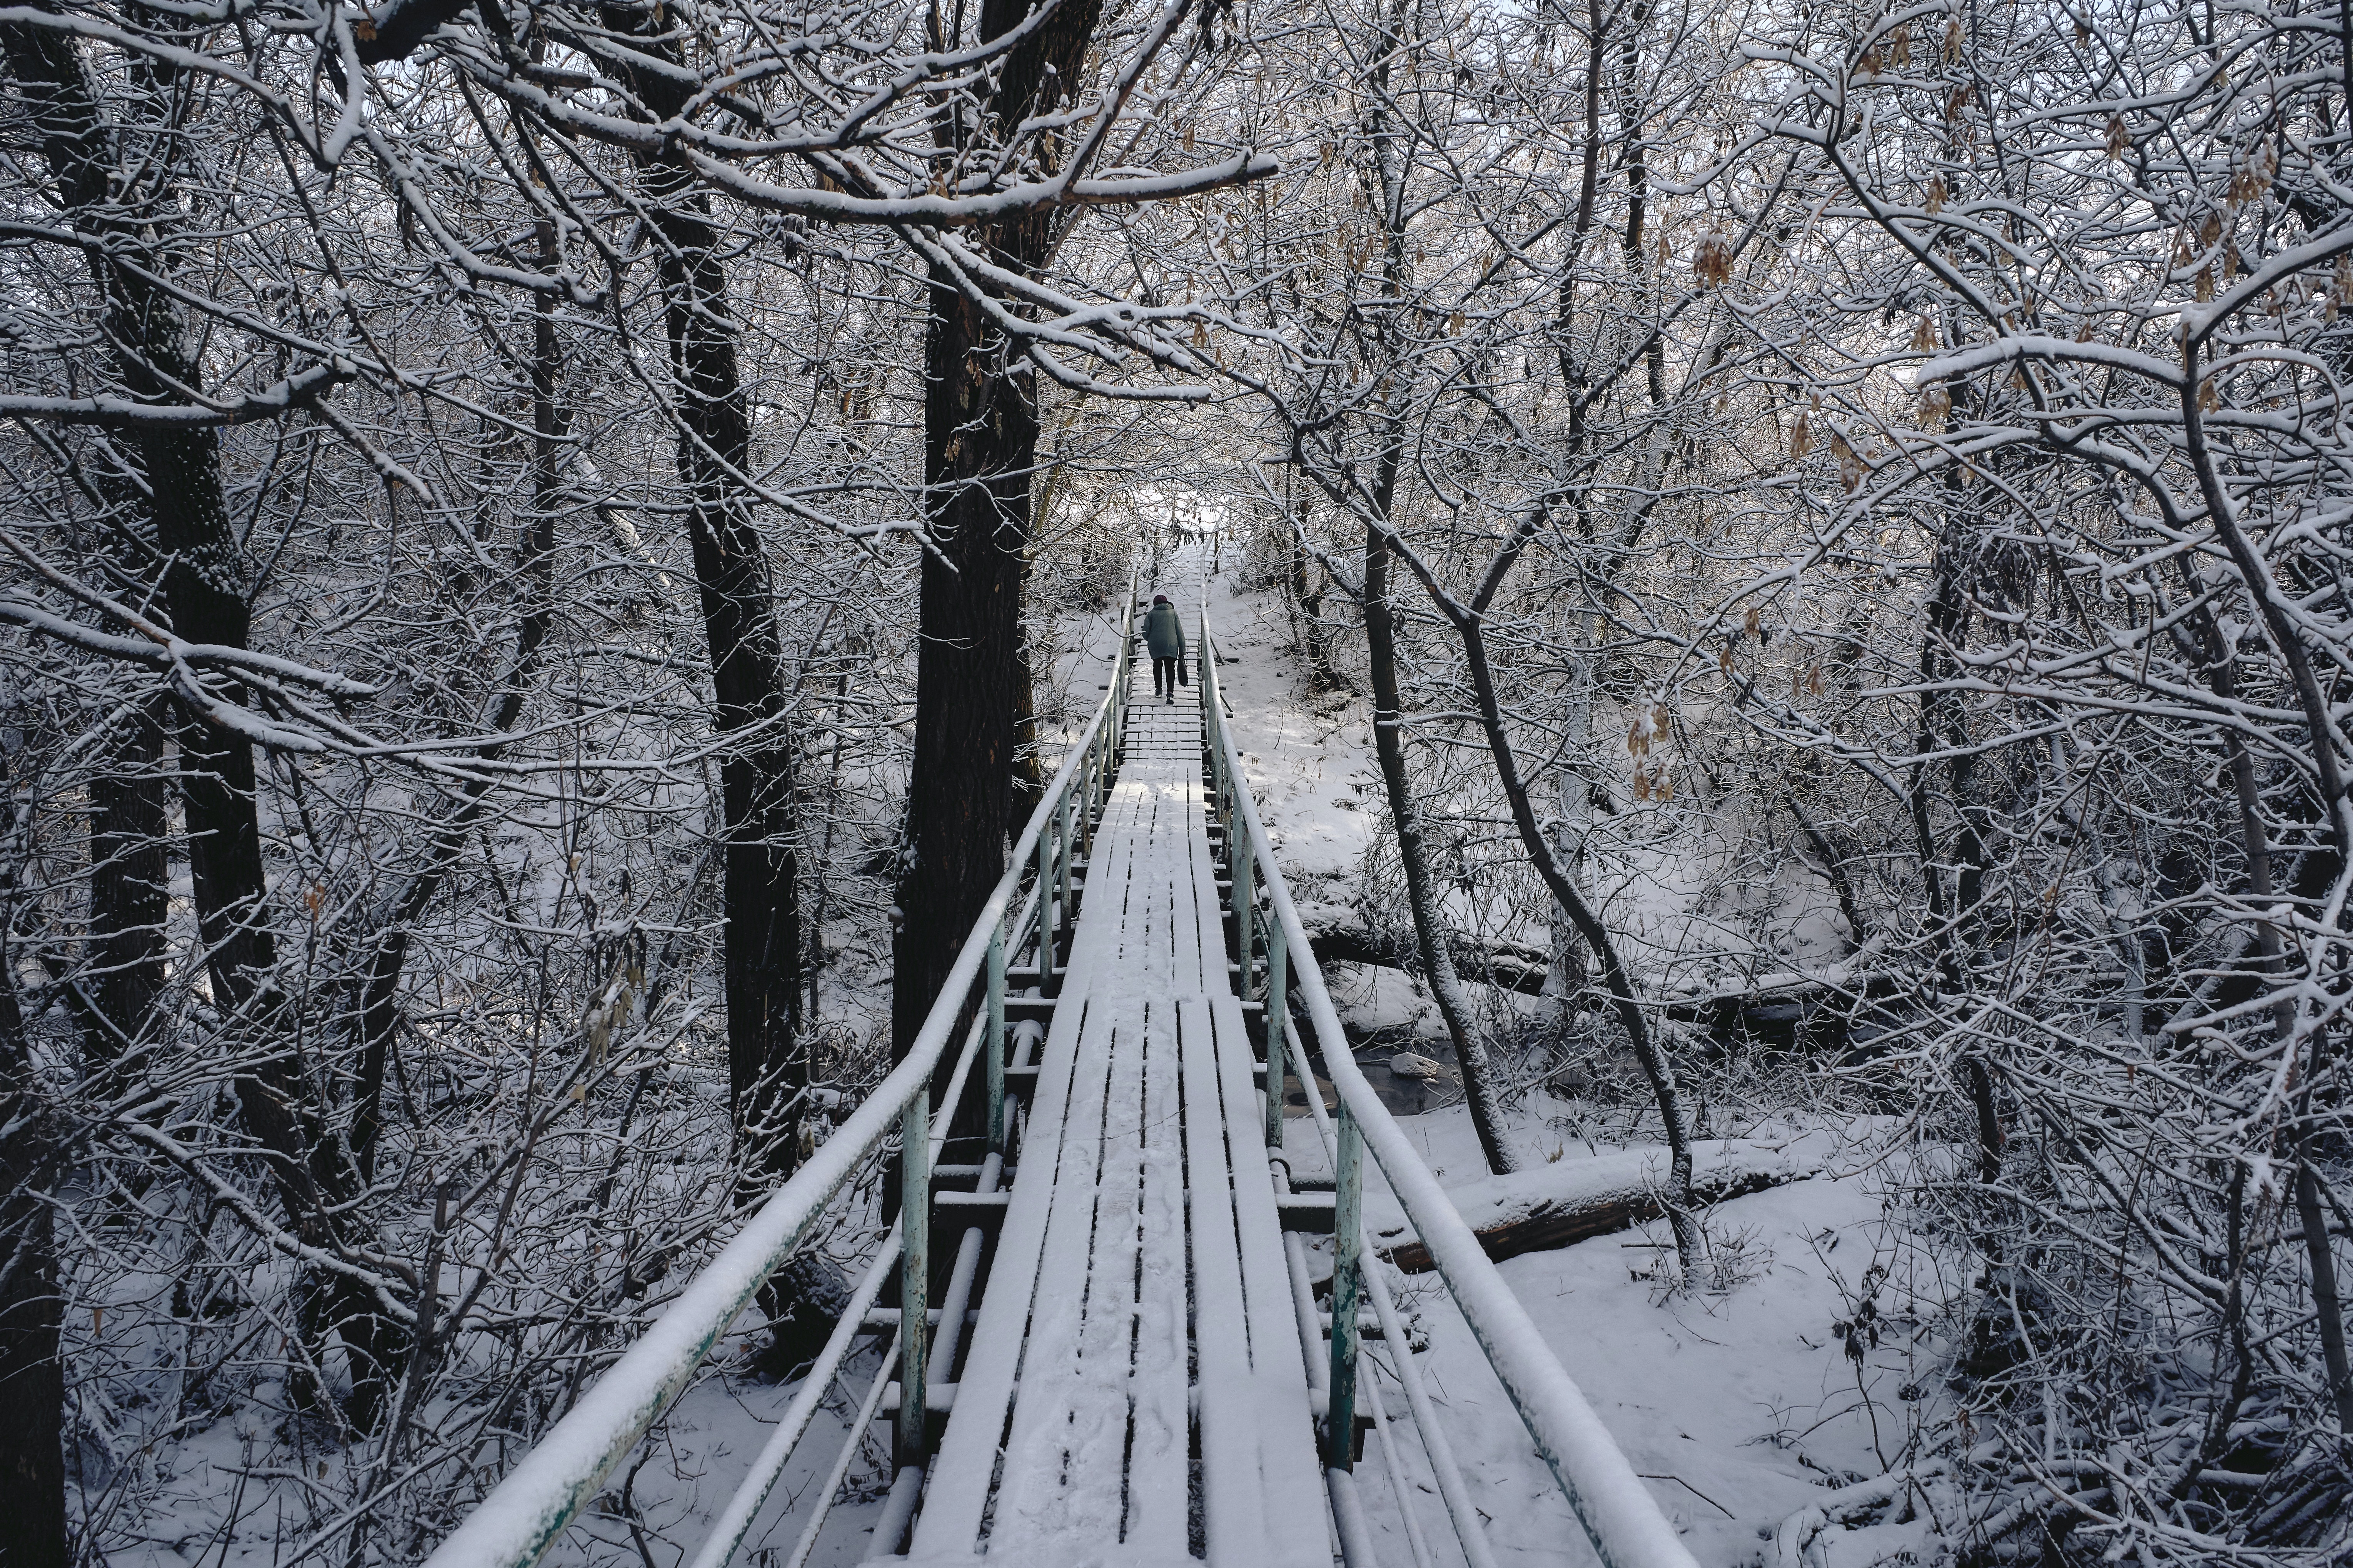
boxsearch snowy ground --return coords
[1188,559,1381,888]
[1279,1097,1937,1568]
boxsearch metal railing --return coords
[1198,602,1701,1568]
[423,575,1141,1568]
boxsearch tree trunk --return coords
[0,787,68,1568]
[807,670,853,1023]
[1347,0,1515,1176]
[1364,525,1517,1176]
[1452,603,1703,1270]
[896,274,1035,1066]
[605,13,805,1184]
[1009,555,1047,827]
[893,0,1105,1063]
[1369,507,1708,1274]
[1540,0,1660,1046]
[1285,498,1345,691]
[75,702,167,1056]
[2164,555,2353,1436]
[0,1171,65,1568]
[0,9,394,1427]
[1909,493,2006,1186]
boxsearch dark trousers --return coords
[1152,656,1179,697]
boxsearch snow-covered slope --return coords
[1331,1099,1937,1568]
[1196,550,1943,1568]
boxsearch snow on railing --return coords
[1198,604,1702,1568]
[422,577,1141,1568]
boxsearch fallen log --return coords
[1363,1135,1833,1272]
[1309,923,1552,996]
[1306,919,1909,1043]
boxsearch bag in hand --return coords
[1178,658,1189,687]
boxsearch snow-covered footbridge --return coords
[421,579,1698,1568]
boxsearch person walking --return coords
[1142,594,1186,704]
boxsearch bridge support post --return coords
[1036,816,1057,995]
[1326,1102,1363,1470]
[1209,714,1227,808]
[986,924,1007,1155]
[898,1091,930,1471]
[1264,920,1288,1147]
[1233,828,1256,1001]
[1112,630,1127,757]
[1082,730,1102,855]
[1058,788,1077,929]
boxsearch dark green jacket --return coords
[1142,602,1185,660]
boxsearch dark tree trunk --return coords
[1286,502,1344,692]
[0,1184,65,1568]
[1009,557,1048,827]
[896,300,1033,1061]
[2164,557,2353,1433]
[662,204,805,1191]
[1348,1,1515,1176]
[1909,509,2006,1184]
[893,0,1105,1062]
[605,12,804,1183]
[807,671,853,1023]
[1359,501,1707,1272]
[0,10,393,1427]
[1785,793,1865,951]
[77,702,167,1056]
[0,814,68,1568]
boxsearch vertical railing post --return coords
[1114,614,1128,754]
[1326,1099,1362,1471]
[1234,819,1256,1001]
[1058,786,1077,928]
[986,923,1007,1155]
[1208,649,1223,781]
[898,1086,931,1471]
[1264,917,1288,1147]
[1036,811,1057,995]
[1084,732,1102,853]
[1206,650,1225,818]
[1218,725,1232,826]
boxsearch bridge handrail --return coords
[423,574,1141,1568]
[1198,609,1702,1568]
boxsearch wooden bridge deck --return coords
[901,669,1330,1567]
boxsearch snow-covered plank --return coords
[1127,765,1204,994]
[965,771,1195,1561]
[908,782,1149,1550]
[1177,760,1226,1004]
[1125,991,1191,1547]
[1121,646,1202,761]
[1177,991,1279,1567]
[985,988,1147,1550]
[1210,992,1323,1405]
[1206,993,1333,1567]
